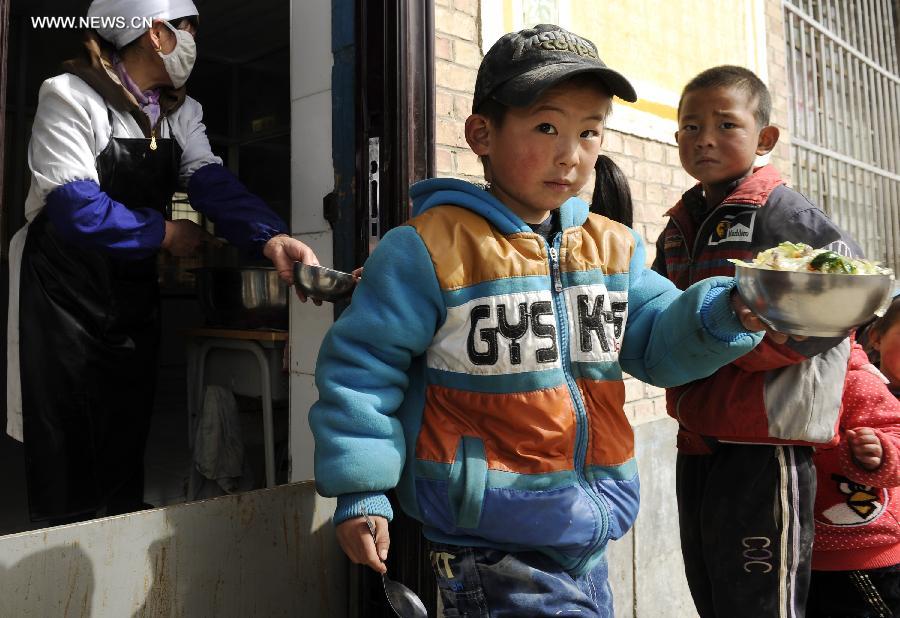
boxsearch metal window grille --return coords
[784,0,900,274]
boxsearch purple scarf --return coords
[112,54,161,129]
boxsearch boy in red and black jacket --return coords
[653,65,861,617]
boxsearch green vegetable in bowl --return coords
[809,251,858,274]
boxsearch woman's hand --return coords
[335,515,390,574]
[847,427,884,470]
[161,219,219,257]
[263,234,320,302]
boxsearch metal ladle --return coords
[361,506,428,618]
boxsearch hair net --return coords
[87,0,199,49]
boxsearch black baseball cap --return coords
[473,24,637,112]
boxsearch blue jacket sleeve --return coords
[619,230,764,386]
[309,226,445,524]
[44,179,165,259]
[186,163,287,257]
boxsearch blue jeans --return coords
[428,542,613,617]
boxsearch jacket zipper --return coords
[548,246,562,292]
[547,235,608,573]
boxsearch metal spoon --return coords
[360,506,428,618]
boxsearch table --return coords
[184,328,289,489]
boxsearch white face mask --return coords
[158,20,196,89]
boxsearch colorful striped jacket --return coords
[653,165,859,447]
[310,178,761,575]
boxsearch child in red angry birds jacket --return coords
[808,303,900,617]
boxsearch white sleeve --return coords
[168,96,224,188]
[25,76,106,218]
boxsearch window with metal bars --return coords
[783,0,900,274]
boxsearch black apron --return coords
[19,120,181,521]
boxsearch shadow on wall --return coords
[0,543,95,616]
[133,482,344,617]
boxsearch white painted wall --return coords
[288,1,335,483]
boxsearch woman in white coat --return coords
[6,0,319,524]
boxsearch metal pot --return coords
[190,266,289,330]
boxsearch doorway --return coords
[0,0,292,535]
[339,1,436,615]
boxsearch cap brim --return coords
[491,62,637,106]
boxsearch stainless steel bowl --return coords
[293,263,355,303]
[735,264,895,337]
[190,266,289,330]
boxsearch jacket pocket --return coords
[448,436,487,529]
[593,472,641,541]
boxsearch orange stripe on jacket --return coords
[562,214,634,275]
[577,378,634,466]
[409,206,548,290]
[416,384,576,474]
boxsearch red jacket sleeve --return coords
[838,353,900,488]
[732,337,807,372]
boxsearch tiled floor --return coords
[0,361,288,536]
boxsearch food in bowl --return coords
[732,242,895,337]
[730,241,891,275]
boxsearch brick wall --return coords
[432,0,792,427]
[434,0,482,182]
[765,0,793,186]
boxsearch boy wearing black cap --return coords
[310,26,774,616]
